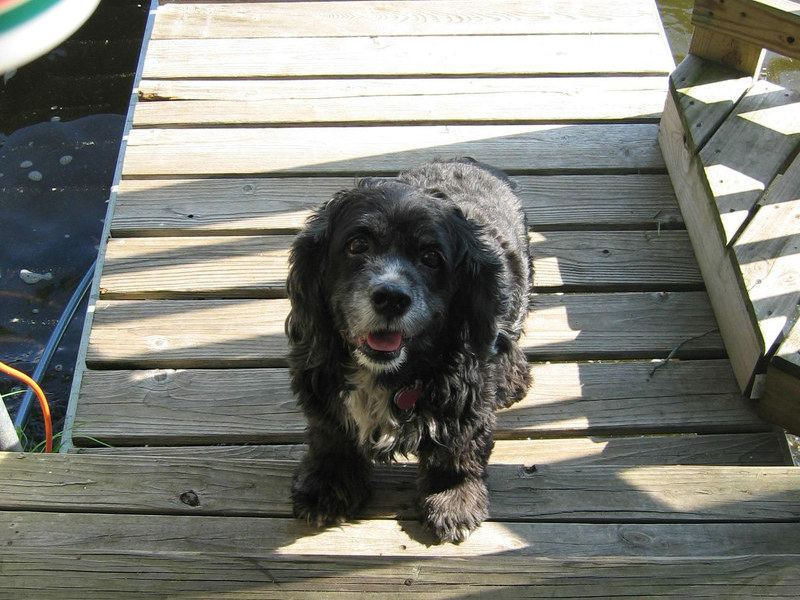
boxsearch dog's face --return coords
[324,183,457,374]
[287,179,506,380]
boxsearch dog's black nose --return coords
[370,284,412,317]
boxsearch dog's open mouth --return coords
[343,329,407,365]
[364,331,403,353]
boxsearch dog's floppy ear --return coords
[285,199,335,366]
[450,210,510,358]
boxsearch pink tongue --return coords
[366,332,403,352]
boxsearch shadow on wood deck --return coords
[2,0,800,597]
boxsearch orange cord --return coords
[0,361,52,452]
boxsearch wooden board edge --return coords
[761,363,800,435]
[693,0,800,64]
[659,91,764,393]
[59,0,159,454]
[668,53,752,154]
[688,24,765,75]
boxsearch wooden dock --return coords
[3,0,800,596]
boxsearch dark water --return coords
[0,0,798,450]
[0,0,148,446]
[0,116,123,444]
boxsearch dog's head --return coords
[286,178,508,377]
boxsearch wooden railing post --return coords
[688,25,765,74]
[692,0,800,68]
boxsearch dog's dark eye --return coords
[347,236,370,256]
[420,249,443,269]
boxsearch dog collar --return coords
[394,379,423,411]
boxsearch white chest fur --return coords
[342,370,435,459]
[343,371,399,455]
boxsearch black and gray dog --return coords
[285,158,532,543]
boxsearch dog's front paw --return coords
[291,469,370,527]
[419,478,489,543]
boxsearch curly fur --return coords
[285,158,532,543]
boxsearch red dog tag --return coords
[394,380,423,410]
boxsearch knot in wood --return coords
[180,490,200,507]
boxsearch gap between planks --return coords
[72,433,790,466]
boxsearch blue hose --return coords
[13,261,96,429]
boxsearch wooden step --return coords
[73,360,765,446]
[82,293,725,369]
[134,77,668,126]
[121,124,666,178]
[659,51,800,433]
[141,35,673,79]
[97,230,702,299]
[4,507,799,598]
[150,0,666,39]
[110,174,683,236]
[2,453,798,522]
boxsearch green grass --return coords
[3,388,113,452]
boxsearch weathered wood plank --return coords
[4,548,800,599]
[516,174,682,230]
[693,0,800,62]
[8,512,800,560]
[73,433,792,466]
[661,58,800,399]
[121,124,666,177]
[698,78,800,245]
[71,360,766,446]
[74,368,303,445]
[110,175,682,236]
[659,86,762,392]
[1,453,798,522]
[139,76,667,107]
[668,54,753,154]
[134,77,667,126]
[97,231,701,299]
[112,177,349,236]
[734,152,800,363]
[530,230,703,290]
[761,316,800,434]
[100,235,293,299]
[150,0,665,39]
[78,443,311,460]
[496,359,766,436]
[86,298,290,369]
[83,293,725,368]
[524,291,724,360]
[769,317,800,380]
[141,35,674,79]
[688,24,765,74]
[762,363,800,435]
